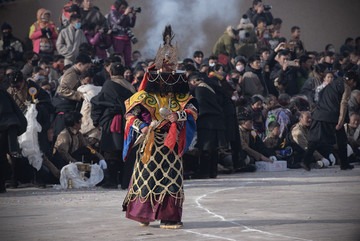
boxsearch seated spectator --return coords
[29,8,58,57]
[264,121,298,167]
[290,111,335,168]
[265,93,291,138]
[54,111,105,164]
[322,51,335,71]
[348,89,360,117]
[238,111,275,164]
[344,113,360,162]
[325,44,336,53]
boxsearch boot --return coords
[101,160,118,189]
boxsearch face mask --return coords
[209,63,215,67]
[252,107,262,112]
[31,59,39,66]
[2,32,11,38]
[236,65,244,72]
[75,22,82,30]
[329,48,335,53]
[263,34,269,39]
[35,75,45,81]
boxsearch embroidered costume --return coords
[122,26,197,229]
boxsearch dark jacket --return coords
[245,7,273,26]
[0,89,27,135]
[312,77,351,124]
[270,63,299,96]
[91,78,134,152]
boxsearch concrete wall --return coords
[1,0,359,59]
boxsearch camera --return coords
[125,27,138,44]
[130,7,141,13]
[263,4,272,10]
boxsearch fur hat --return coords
[237,15,254,30]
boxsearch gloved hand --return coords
[279,146,293,157]
[269,156,277,162]
[320,157,330,167]
[99,159,107,170]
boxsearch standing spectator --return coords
[60,1,82,30]
[340,37,355,54]
[212,26,239,60]
[56,14,88,65]
[301,70,358,171]
[29,9,58,57]
[193,50,204,70]
[242,55,268,98]
[80,0,107,29]
[108,0,137,67]
[0,22,24,63]
[246,0,273,26]
[270,50,300,95]
[84,24,112,60]
[0,88,27,193]
[236,14,257,59]
[289,26,305,58]
[300,63,327,104]
[91,63,135,188]
[188,72,226,178]
[21,51,39,79]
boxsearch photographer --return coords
[0,22,24,63]
[29,9,58,56]
[108,0,139,67]
[246,0,273,26]
[84,23,112,60]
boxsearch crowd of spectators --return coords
[1,0,360,193]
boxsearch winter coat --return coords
[85,31,112,60]
[212,26,238,58]
[56,24,88,65]
[80,8,107,28]
[242,65,268,97]
[91,77,135,152]
[108,5,136,40]
[0,89,27,135]
[312,77,351,124]
[270,63,299,96]
[245,7,273,26]
[29,9,58,54]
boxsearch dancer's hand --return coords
[141,126,149,134]
[168,113,178,123]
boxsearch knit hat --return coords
[240,15,251,25]
[1,22,12,31]
[237,15,254,30]
[238,111,252,121]
[234,55,246,65]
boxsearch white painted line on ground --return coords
[190,180,313,241]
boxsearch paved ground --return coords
[1,165,360,241]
